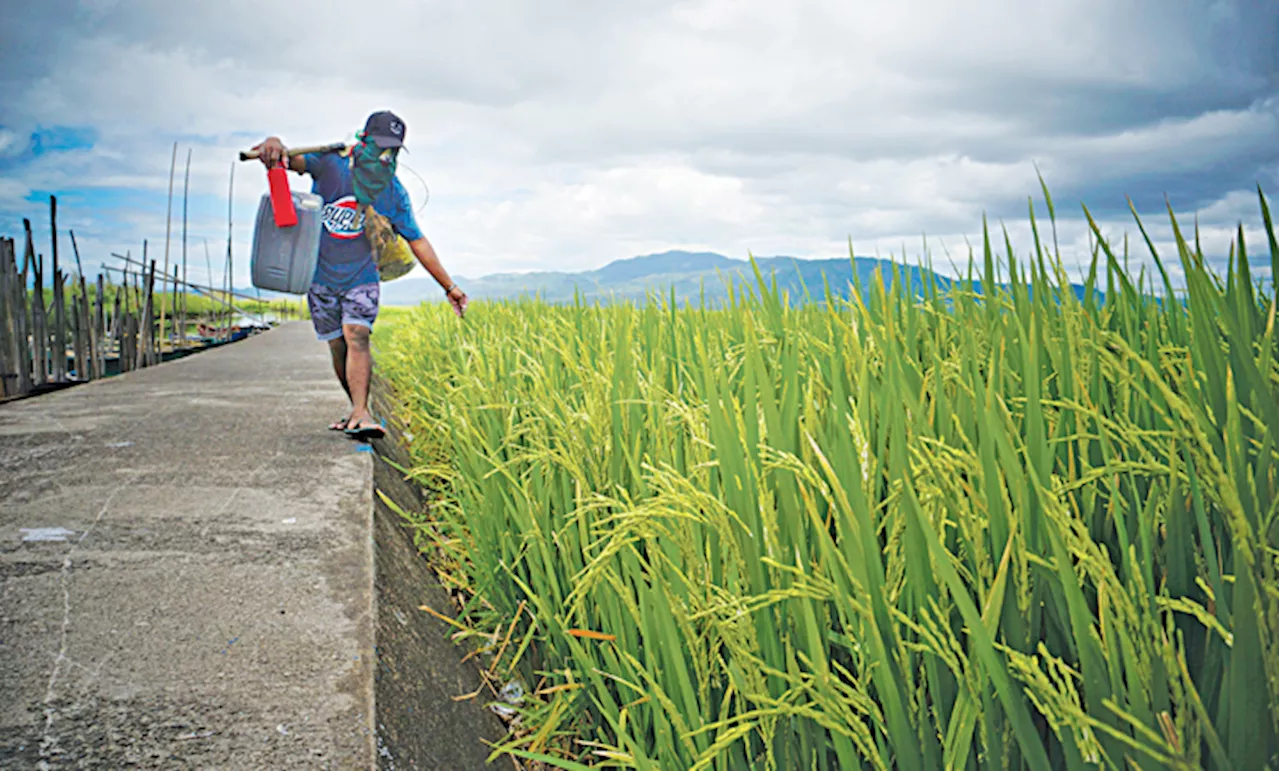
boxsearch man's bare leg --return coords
[327,337,353,428]
[342,323,376,429]
[328,337,352,397]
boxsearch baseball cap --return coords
[362,110,407,150]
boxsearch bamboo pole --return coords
[104,262,264,323]
[223,247,232,343]
[34,251,47,384]
[170,265,181,348]
[203,238,214,340]
[160,142,176,354]
[137,265,147,368]
[106,252,274,305]
[79,287,91,379]
[118,266,132,372]
[118,266,129,371]
[181,147,191,350]
[126,253,136,369]
[226,160,235,344]
[14,237,32,394]
[26,220,47,385]
[5,238,26,395]
[109,275,124,372]
[145,258,157,366]
[137,264,145,368]
[122,289,136,373]
[224,250,232,342]
[69,230,95,380]
[0,238,15,396]
[139,256,152,367]
[70,289,82,379]
[54,267,67,380]
[50,196,67,382]
[0,239,11,394]
[134,260,144,369]
[95,273,106,379]
[203,238,233,340]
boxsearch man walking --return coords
[251,110,467,440]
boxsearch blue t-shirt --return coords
[302,150,424,291]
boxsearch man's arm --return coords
[250,136,307,174]
[407,235,468,317]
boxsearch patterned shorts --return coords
[307,282,380,342]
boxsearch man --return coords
[251,110,467,440]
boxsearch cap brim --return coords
[368,134,405,150]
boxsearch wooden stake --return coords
[25,221,47,385]
[139,248,152,367]
[70,289,82,379]
[160,142,176,354]
[96,273,106,379]
[54,268,67,381]
[12,237,32,394]
[117,267,131,372]
[51,196,67,382]
[144,258,157,366]
[109,275,124,371]
[69,230,94,380]
[0,238,15,396]
[107,254,265,322]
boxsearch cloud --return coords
[0,0,1275,291]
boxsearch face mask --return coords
[350,135,398,207]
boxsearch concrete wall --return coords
[370,375,510,769]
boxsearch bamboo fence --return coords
[0,194,276,401]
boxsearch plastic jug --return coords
[250,189,323,294]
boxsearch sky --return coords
[1,0,1276,293]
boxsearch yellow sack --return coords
[362,203,416,282]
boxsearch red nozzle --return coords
[267,163,298,227]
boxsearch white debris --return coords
[499,680,526,704]
[489,679,528,721]
[489,703,518,719]
[21,527,76,543]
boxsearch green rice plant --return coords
[373,186,1278,770]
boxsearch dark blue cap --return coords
[362,110,406,149]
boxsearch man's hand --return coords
[252,137,287,167]
[446,285,468,318]
[406,236,468,319]
[250,136,305,173]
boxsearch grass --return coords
[133,290,306,319]
[372,187,1278,770]
[34,283,308,319]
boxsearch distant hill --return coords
[378,250,962,307]
[234,249,1099,308]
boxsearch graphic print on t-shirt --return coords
[322,196,364,240]
[302,149,424,291]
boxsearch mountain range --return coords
[376,250,959,307]
[237,249,1098,308]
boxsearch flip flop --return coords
[329,415,352,431]
[344,417,386,441]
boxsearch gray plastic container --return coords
[249,190,324,294]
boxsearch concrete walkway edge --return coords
[0,322,503,769]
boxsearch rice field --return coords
[372,190,1278,770]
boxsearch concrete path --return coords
[0,322,378,768]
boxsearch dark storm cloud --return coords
[0,0,1274,281]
